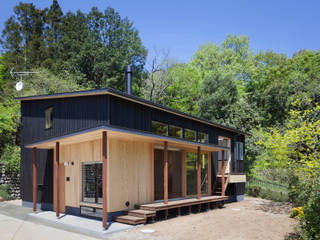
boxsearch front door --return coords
[154,149,182,200]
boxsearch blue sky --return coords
[1,0,319,64]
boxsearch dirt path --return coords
[112,197,297,240]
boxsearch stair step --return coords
[113,215,146,225]
[128,209,156,218]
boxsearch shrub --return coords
[290,207,304,219]
[298,184,320,239]
[0,144,20,176]
[246,185,289,202]
[246,185,261,197]
[0,184,14,200]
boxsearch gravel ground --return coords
[111,197,297,240]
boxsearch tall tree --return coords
[45,0,63,66]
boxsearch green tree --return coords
[45,0,63,67]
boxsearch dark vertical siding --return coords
[20,148,53,203]
[21,95,110,145]
[20,95,110,203]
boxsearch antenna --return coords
[10,68,39,95]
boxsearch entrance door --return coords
[154,149,182,200]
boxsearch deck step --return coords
[128,209,156,218]
[113,215,146,225]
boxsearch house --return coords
[17,69,246,228]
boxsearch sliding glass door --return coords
[186,152,208,195]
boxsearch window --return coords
[184,128,196,141]
[218,150,228,161]
[236,142,244,160]
[151,121,168,136]
[186,152,197,195]
[218,136,230,147]
[82,163,102,204]
[197,132,209,144]
[186,152,209,195]
[45,107,53,129]
[168,125,182,138]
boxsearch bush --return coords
[246,185,261,197]
[0,144,20,176]
[246,185,289,202]
[290,207,303,219]
[298,183,320,239]
[0,184,14,200]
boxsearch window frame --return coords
[151,120,168,136]
[45,106,53,129]
[235,141,244,161]
[81,162,103,204]
[197,131,209,144]
[168,124,183,138]
[184,128,196,142]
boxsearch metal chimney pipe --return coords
[125,65,132,95]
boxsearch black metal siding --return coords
[20,148,53,203]
[20,95,110,203]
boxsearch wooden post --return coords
[164,141,168,204]
[221,150,225,196]
[208,152,212,195]
[55,142,60,217]
[102,131,108,228]
[181,150,186,197]
[33,147,37,212]
[150,144,154,202]
[197,146,201,200]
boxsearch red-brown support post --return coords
[197,146,201,200]
[55,142,60,217]
[164,141,168,204]
[33,147,37,212]
[221,150,225,196]
[102,131,108,228]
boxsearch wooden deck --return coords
[113,196,228,225]
[139,195,228,211]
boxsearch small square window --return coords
[45,107,53,129]
[168,125,182,138]
[197,132,209,144]
[218,136,230,147]
[151,121,168,136]
[184,128,196,141]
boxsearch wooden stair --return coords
[213,175,230,196]
[113,209,156,225]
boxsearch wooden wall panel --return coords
[56,139,102,209]
[108,139,151,212]
[56,138,151,212]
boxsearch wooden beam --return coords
[197,146,201,200]
[55,142,60,217]
[150,143,154,202]
[164,141,168,204]
[33,147,37,212]
[221,150,225,196]
[102,131,108,228]
[181,150,186,197]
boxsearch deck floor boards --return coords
[139,196,228,211]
